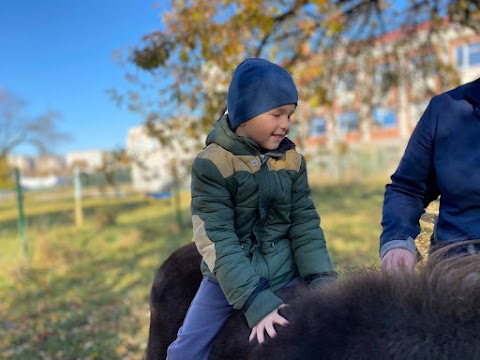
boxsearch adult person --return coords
[380,77,480,273]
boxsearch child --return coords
[167,58,336,360]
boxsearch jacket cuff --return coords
[380,237,418,259]
[244,289,284,328]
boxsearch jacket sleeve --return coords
[191,155,283,327]
[288,155,335,278]
[380,98,440,258]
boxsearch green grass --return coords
[0,181,434,359]
[0,191,192,360]
[313,182,385,270]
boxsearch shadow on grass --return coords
[0,211,193,360]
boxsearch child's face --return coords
[235,104,296,151]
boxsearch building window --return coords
[456,41,480,69]
[411,101,430,127]
[147,138,158,151]
[337,72,356,92]
[135,138,144,153]
[410,53,436,75]
[373,107,397,128]
[374,63,393,89]
[408,53,438,97]
[456,46,464,67]
[309,117,326,136]
[338,111,359,132]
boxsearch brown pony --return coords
[146,242,480,359]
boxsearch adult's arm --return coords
[380,99,441,262]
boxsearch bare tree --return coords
[0,87,70,157]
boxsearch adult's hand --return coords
[381,248,416,274]
[249,305,289,344]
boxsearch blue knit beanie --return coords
[227,58,298,130]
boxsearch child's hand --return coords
[248,304,289,344]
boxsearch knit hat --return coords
[227,58,298,130]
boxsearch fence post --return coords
[14,167,27,257]
[74,167,84,227]
[174,182,182,227]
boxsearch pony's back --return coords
[254,244,480,359]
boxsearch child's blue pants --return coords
[166,276,300,360]
[166,277,233,360]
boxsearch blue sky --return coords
[0,1,169,156]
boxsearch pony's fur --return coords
[254,249,480,360]
[146,242,480,360]
[146,243,203,359]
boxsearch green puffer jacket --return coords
[191,115,334,328]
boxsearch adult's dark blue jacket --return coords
[380,77,480,258]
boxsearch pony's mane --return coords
[252,241,480,359]
[322,241,480,319]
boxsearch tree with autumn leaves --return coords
[116,0,479,151]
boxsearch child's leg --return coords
[167,277,233,360]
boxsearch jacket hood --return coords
[205,115,296,157]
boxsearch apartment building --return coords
[35,154,67,176]
[65,150,104,172]
[126,119,204,192]
[304,24,480,152]
[127,23,480,183]
[287,23,480,178]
